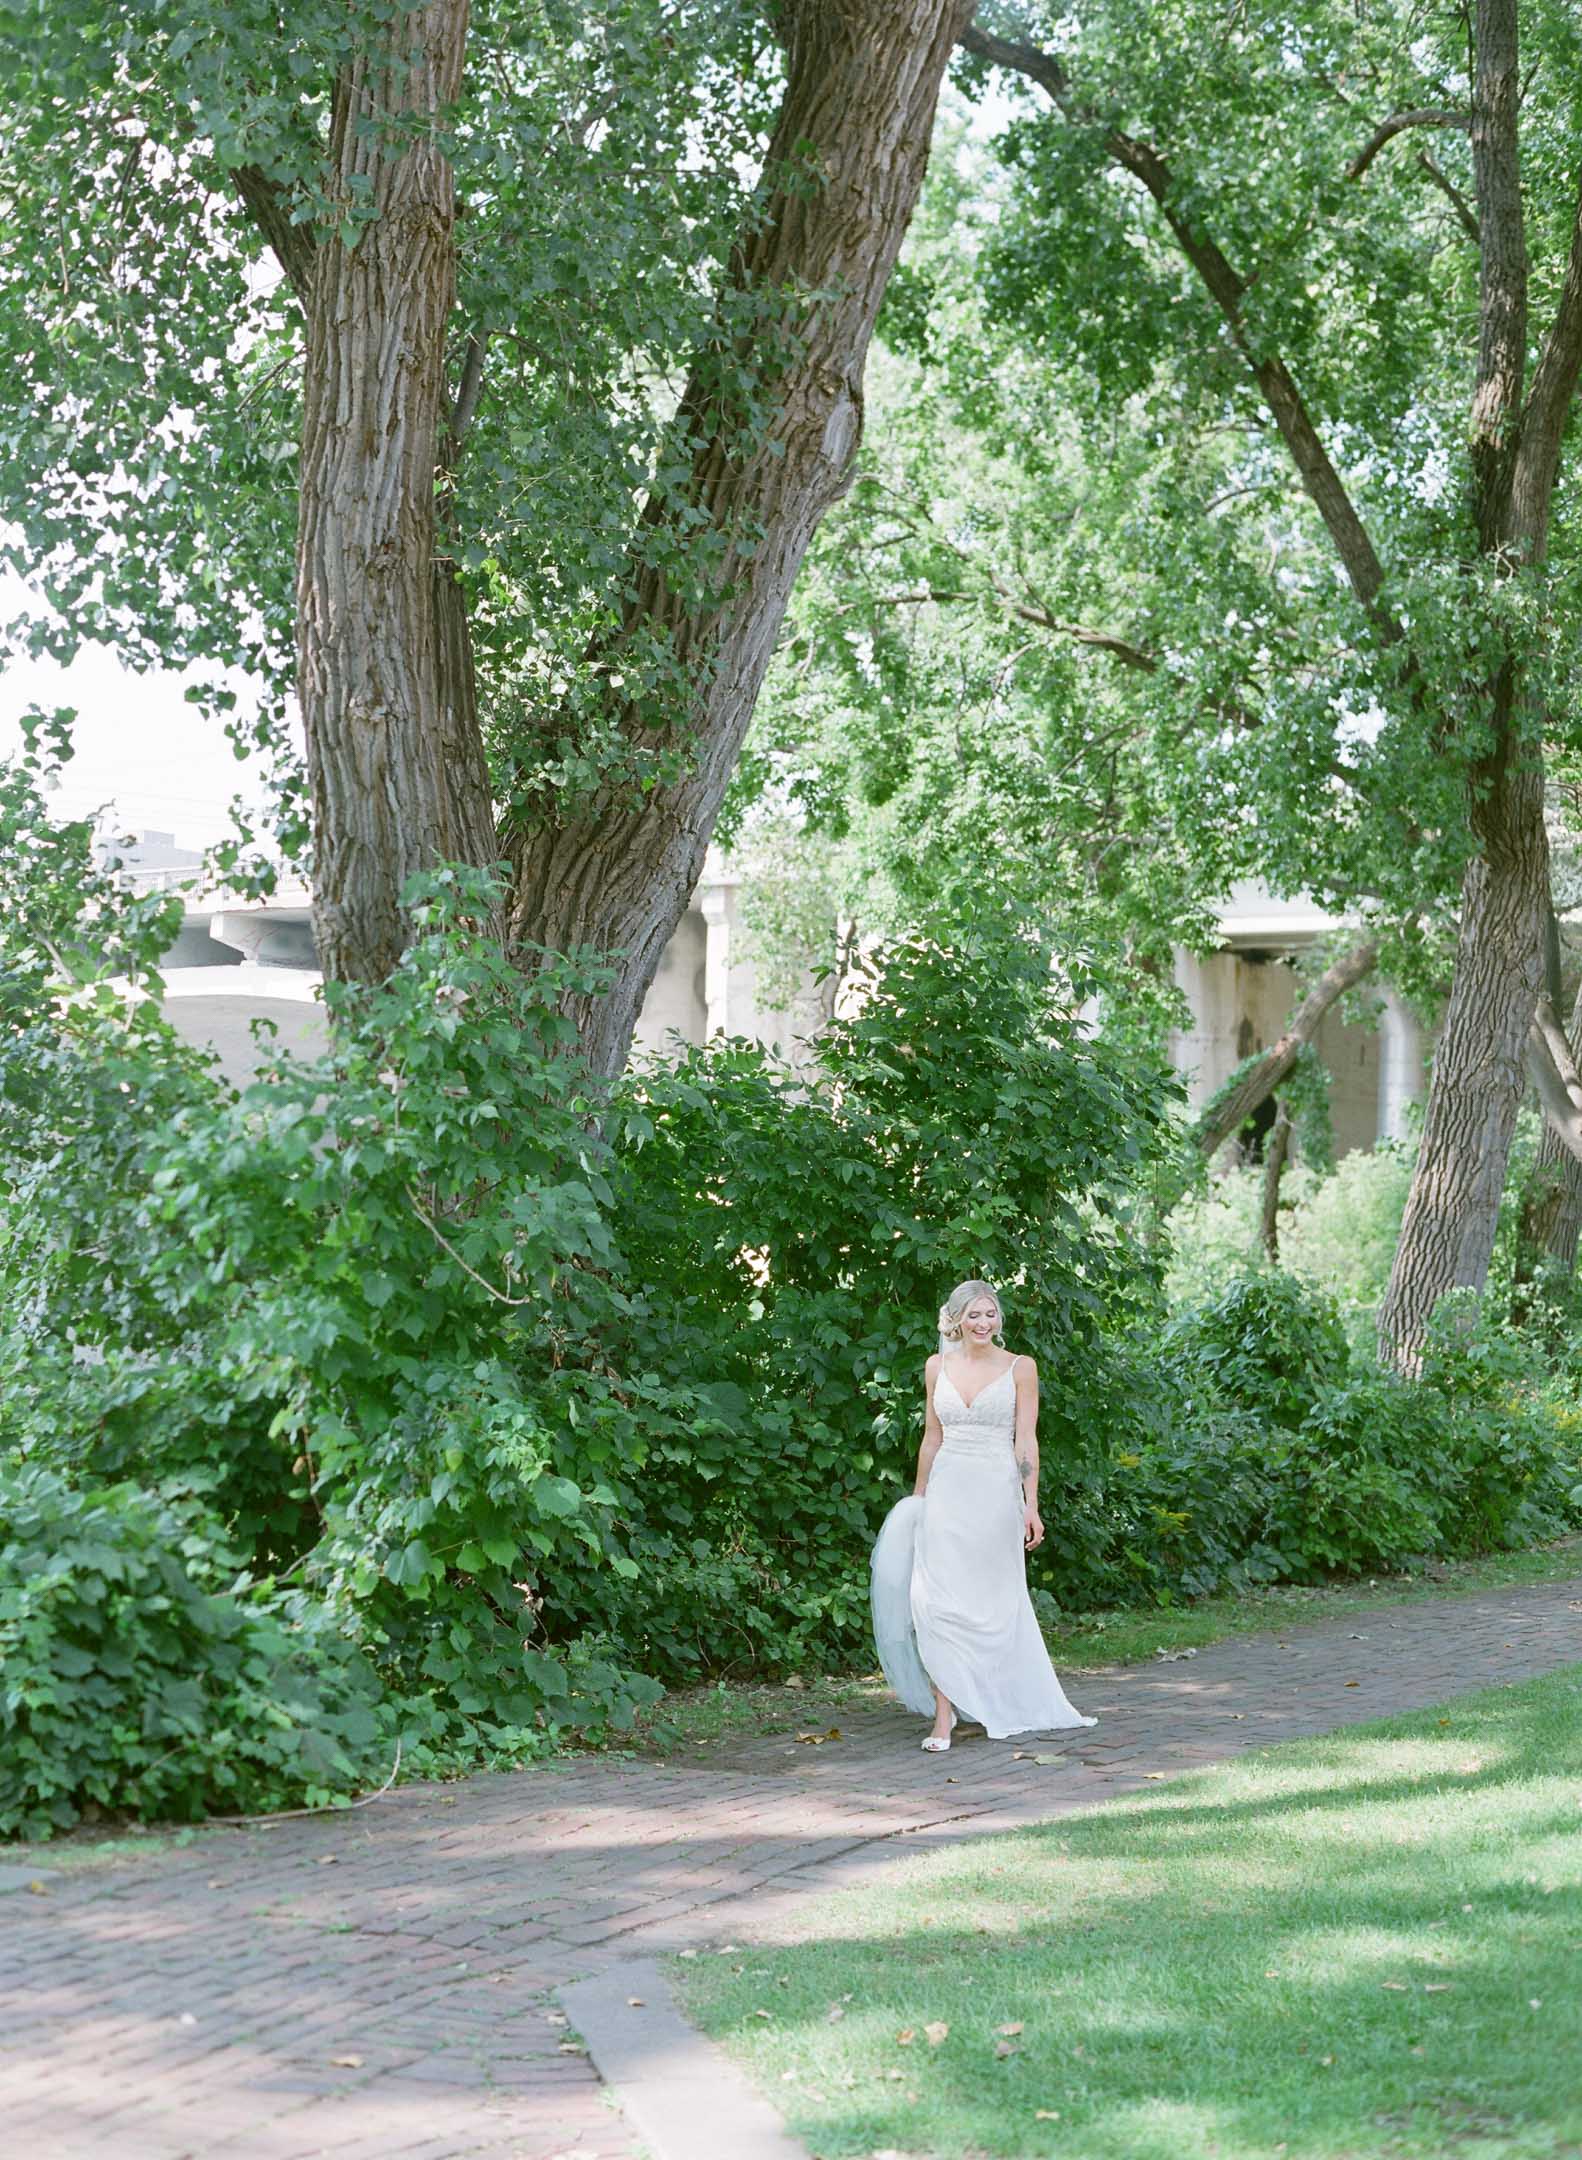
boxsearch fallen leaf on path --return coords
[626,1997,645,2008]
[997,2022,1024,2037]
[1035,2109,1061,2120]
[752,2009,771,2020]
[895,2028,915,2045]
[26,1881,46,1896]
[924,2021,949,2046]
[1380,1982,1407,1992]
[330,2054,363,2069]
[316,1855,338,1866]
[1031,1753,1063,1766]
[1143,1773,1167,1781]
[678,1949,697,1960]
[1344,1680,1360,1688]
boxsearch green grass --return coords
[676,1663,1582,2159]
[626,1537,1582,1759]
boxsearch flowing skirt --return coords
[870,1446,1096,1740]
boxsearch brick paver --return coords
[4,1573,1580,2157]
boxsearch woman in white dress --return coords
[870,1279,1096,1751]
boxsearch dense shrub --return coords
[1,756,1178,1820]
[6,750,1582,1837]
[0,1465,386,1839]
[1033,1276,1582,1613]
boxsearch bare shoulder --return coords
[925,1351,941,1378]
[1012,1353,1039,1383]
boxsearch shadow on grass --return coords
[680,1668,1582,2160]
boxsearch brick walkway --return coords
[4,1573,1580,2159]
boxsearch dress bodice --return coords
[934,1361,1018,1457]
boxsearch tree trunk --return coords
[1521,976,1582,1272]
[1522,1123,1582,1270]
[502,0,972,1076]
[1378,739,1550,1358]
[1258,1099,1293,1263]
[296,0,484,985]
[1191,937,1379,1158]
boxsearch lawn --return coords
[676,1662,1582,2159]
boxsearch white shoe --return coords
[921,1712,958,1753]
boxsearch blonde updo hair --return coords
[937,1278,1003,1355]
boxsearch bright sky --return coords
[0,573,279,852]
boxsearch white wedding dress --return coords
[870,1360,1096,1740]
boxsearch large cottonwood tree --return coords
[952,0,1582,1359]
[0,0,969,1073]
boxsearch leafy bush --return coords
[1036,1274,1582,1613]
[1163,1272,1351,1429]
[0,1464,386,1839]
[6,746,1582,1837]
[598,922,1176,1674]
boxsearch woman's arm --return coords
[1014,1357,1044,1550]
[914,1354,944,1495]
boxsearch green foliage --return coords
[0,1,777,815]
[0,1465,386,1840]
[1166,1273,1351,1430]
[599,911,1177,1675]
[1164,1145,1416,1335]
[1044,1273,1582,1613]
[6,753,1582,1835]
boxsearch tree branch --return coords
[1509,174,1582,557]
[1468,0,1528,544]
[1416,149,1481,244]
[1525,994,1582,1167]
[231,165,317,304]
[859,584,1160,669]
[1346,108,1467,183]
[447,327,489,450]
[960,17,1401,642]
[1192,936,1381,1156]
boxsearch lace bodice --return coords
[934,1360,1018,1457]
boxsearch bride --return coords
[871,1279,1096,1751]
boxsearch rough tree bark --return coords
[1522,972,1582,1272]
[1522,971,1582,1276]
[502,0,973,1077]
[1377,753,1551,1352]
[1258,1098,1293,1263]
[1191,937,1379,1158]
[293,0,496,986]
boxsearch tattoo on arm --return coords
[1018,1456,1032,1484]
